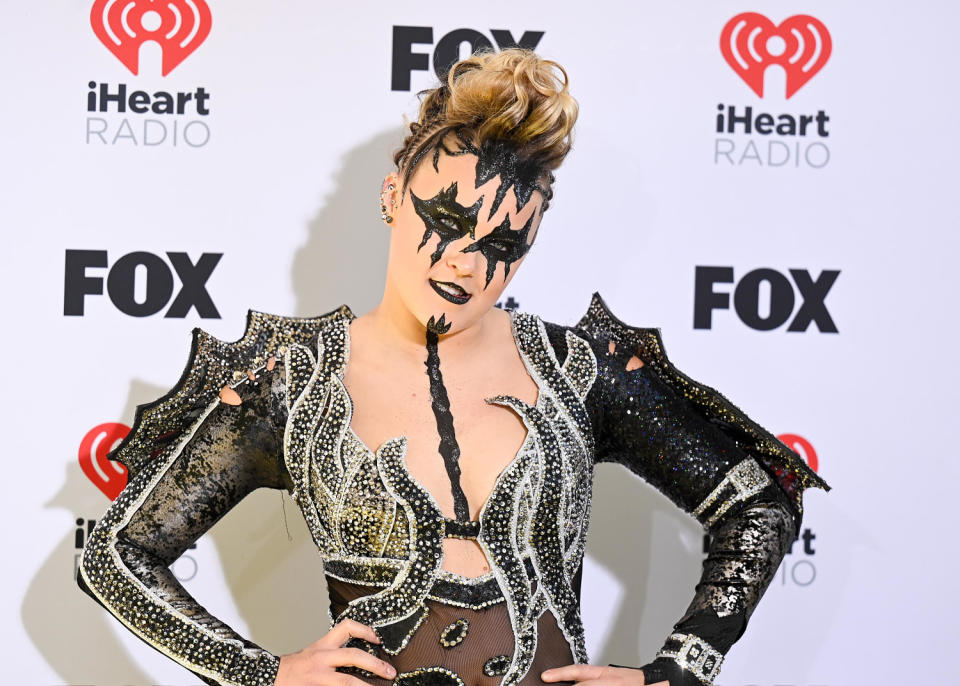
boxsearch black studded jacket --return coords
[77,292,830,686]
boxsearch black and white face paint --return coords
[410,181,482,267]
[407,135,550,523]
[412,135,546,292]
[461,210,536,288]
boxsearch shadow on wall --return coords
[291,127,406,319]
[586,464,705,667]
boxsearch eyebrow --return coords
[412,182,482,230]
[433,196,479,228]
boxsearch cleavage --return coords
[339,314,539,576]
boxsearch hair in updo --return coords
[392,47,578,213]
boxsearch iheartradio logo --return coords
[84,0,213,147]
[78,423,129,500]
[90,0,212,76]
[720,12,832,99]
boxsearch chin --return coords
[419,307,480,336]
[409,287,500,334]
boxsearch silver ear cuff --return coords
[381,183,396,223]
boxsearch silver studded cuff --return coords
[692,457,773,528]
[655,632,724,685]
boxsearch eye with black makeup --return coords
[461,211,536,288]
[410,181,482,266]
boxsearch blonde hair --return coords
[392,47,579,212]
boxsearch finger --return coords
[267,355,276,371]
[543,664,608,682]
[247,369,256,381]
[332,673,377,686]
[606,666,651,685]
[580,679,634,686]
[323,619,382,647]
[325,647,396,679]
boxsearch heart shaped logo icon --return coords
[78,422,129,501]
[90,0,212,76]
[720,13,832,98]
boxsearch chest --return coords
[342,332,539,522]
[283,312,598,566]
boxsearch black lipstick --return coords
[429,279,471,305]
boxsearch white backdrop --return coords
[2,1,957,684]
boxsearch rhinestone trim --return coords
[692,457,773,528]
[439,618,469,648]
[483,655,511,677]
[393,665,466,686]
[655,632,724,685]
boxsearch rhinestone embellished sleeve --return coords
[580,336,801,684]
[77,357,292,686]
[560,294,830,686]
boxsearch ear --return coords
[382,171,400,206]
[383,171,400,193]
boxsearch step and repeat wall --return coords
[3,1,956,684]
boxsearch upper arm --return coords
[117,360,291,562]
[83,353,291,573]
[583,331,783,532]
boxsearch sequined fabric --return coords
[78,293,830,686]
[573,292,829,524]
[560,293,830,685]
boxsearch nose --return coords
[444,242,478,278]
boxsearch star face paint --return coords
[461,211,536,288]
[410,181,482,267]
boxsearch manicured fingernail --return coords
[386,666,396,677]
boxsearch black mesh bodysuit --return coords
[77,293,830,686]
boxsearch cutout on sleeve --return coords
[217,355,277,406]
[607,340,645,371]
[219,385,242,405]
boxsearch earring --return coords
[380,198,393,224]
[381,182,397,223]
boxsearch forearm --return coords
[78,456,282,686]
[77,389,288,686]
[566,308,827,686]
[637,486,797,686]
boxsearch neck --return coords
[366,284,497,358]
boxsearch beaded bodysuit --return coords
[77,293,830,686]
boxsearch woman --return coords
[77,48,830,686]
